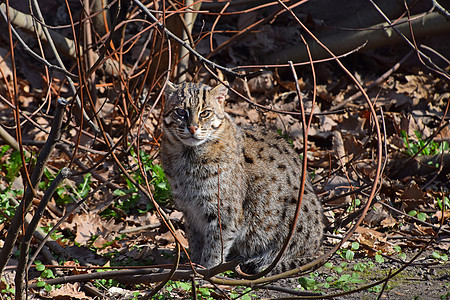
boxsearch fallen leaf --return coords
[72,212,123,246]
[169,211,183,222]
[355,226,394,255]
[433,210,450,221]
[401,182,425,200]
[364,203,397,228]
[45,282,88,300]
[247,71,275,93]
[125,211,160,226]
[0,48,13,80]
[400,223,436,236]
[400,182,428,211]
[156,229,188,248]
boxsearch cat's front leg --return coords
[199,222,236,269]
[185,223,204,264]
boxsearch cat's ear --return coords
[211,84,228,104]
[164,81,178,98]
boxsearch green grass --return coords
[401,130,449,157]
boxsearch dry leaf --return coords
[0,48,13,80]
[247,71,274,93]
[401,183,425,200]
[126,212,160,226]
[156,229,188,248]
[364,203,397,228]
[400,182,427,211]
[72,212,122,246]
[433,210,450,221]
[169,211,183,222]
[356,226,394,255]
[400,223,436,236]
[45,282,88,300]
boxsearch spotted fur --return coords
[160,82,324,274]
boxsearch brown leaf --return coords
[400,182,427,211]
[0,48,13,80]
[356,226,394,255]
[247,71,274,93]
[400,223,435,236]
[125,211,160,226]
[396,74,431,103]
[156,229,188,248]
[72,212,122,246]
[45,282,88,300]
[364,203,397,228]
[401,183,425,200]
[247,109,260,123]
[435,237,450,251]
[169,211,183,222]
[433,210,450,221]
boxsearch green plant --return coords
[39,223,67,244]
[104,148,171,218]
[298,273,321,290]
[0,280,15,299]
[93,268,120,291]
[0,147,28,223]
[137,150,171,202]
[0,189,22,224]
[407,210,428,222]
[401,130,450,157]
[35,260,58,292]
[230,287,257,299]
[437,196,450,211]
[347,198,361,212]
[331,273,365,291]
[368,283,383,293]
[40,170,92,206]
[393,245,407,261]
[432,251,448,262]
[1,147,29,183]
[375,252,385,264]
[159,281,196,299]
[353,261,375,272]
[338,242,360,261]
[298,266,367,292]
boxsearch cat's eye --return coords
[199,110,212,118]
[174,108,188,118]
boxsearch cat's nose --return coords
[188,126,198,134]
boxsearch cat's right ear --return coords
[164,81,178,99]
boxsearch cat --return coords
[160,81,324,274]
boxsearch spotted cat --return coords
[160,82,323,274]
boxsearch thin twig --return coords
[0,97,67,274]
[130,0,248,78]
[15,168,72,300]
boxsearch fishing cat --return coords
[160,82,323,274]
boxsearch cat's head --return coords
[163,82,228,146]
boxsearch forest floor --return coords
[0,0,449,299]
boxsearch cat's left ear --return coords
[211,84,228,104]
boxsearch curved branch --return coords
[264,12,450,65]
